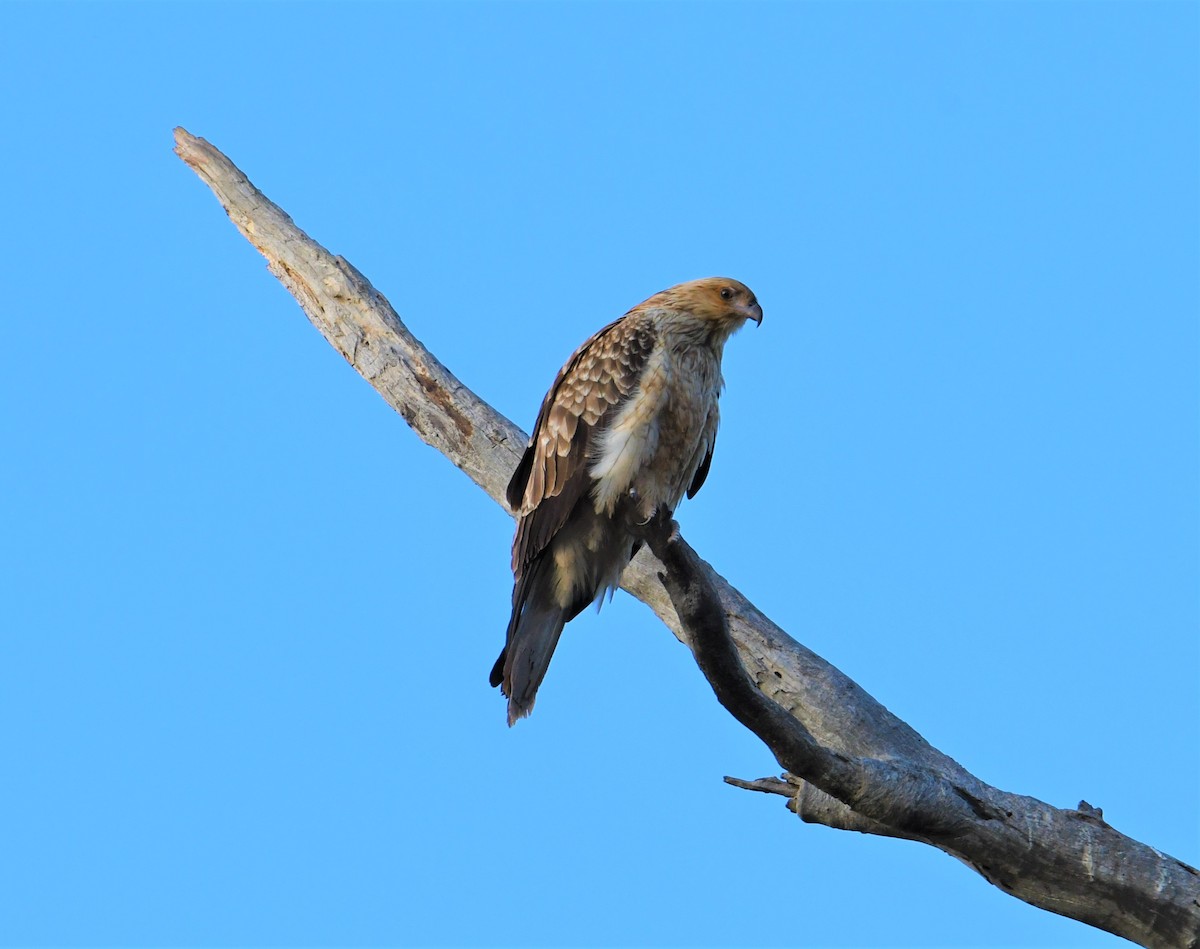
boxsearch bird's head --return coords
[643,277,763,338]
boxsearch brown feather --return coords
[494,277,760,724]
[508,315,657,573]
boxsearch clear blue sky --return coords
[1,3,1196,947]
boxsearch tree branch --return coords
[173,126,1200,949]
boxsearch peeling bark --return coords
[173,126,1200,948]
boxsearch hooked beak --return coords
[746,300,763,326]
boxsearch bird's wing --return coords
[507,314,658,572]
[687,441,714,499]
[686,405,720,499]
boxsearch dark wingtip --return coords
[507,446,534,512]
[489,655,505,689]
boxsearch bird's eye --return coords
[719,287,734,301]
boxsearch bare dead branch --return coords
[723,775,793,795]
[173,126,1200,949]
[636,511,988,835]
[634,510,1200,945]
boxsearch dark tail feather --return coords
[490,558,570,726]
[499,604,567,726]
[492,501,637,725]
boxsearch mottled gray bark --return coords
[173,126,1200,948]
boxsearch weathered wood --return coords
[636,512,1200,948]
[174,126,1200,948]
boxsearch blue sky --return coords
[1,2,1196,946]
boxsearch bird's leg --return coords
[624,504,679,559]
[626,487,669,528]
[625,487,651,526]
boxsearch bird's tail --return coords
[490,558,570,726]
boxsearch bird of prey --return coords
[491,277,762,724]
